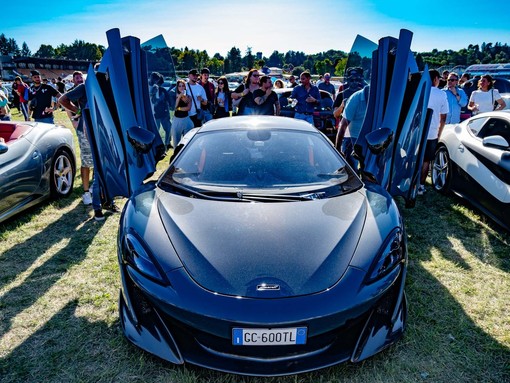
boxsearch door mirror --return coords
[127,127,155,154]
[366,127,393,155]
[483,135,509,149]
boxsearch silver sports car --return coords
[0,121,76,224]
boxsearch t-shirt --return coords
[186,82,207,116]
[343,86,369,139]
[65,84,88,132]
[427,86,449,140]
[318,82,335,96]
[29,84,59,120]
[469,89,502,114]
[253,89,278,115]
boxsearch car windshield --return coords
[159,128,362,200]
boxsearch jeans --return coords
[91,174,102,211]
[341,137,359,173]
[35,116,55,124]
[202,110,213,123]
[294,113,314,125]
[156,115,172,147]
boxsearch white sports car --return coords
[432,110,510,231]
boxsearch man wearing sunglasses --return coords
[443,72,467,124]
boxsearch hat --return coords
[188,69,199,75]
[30,70,41,76]
[201,68,210,74]
[346,67,363,78]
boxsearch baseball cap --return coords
[201,68,210,74]
[188,69,199,75]
[30,70,41,76]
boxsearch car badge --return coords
[257,283,280,291]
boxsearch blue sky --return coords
[3,0,509,57]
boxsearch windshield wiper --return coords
[238,192,324,202]
[160,181,248,201]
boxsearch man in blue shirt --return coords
[336,85,369,172]
[290,71,321,124]
[443,72,468,124]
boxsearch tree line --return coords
[1,33,509,77]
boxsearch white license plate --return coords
[232,327,307,346]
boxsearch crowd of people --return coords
[2,64,507,215]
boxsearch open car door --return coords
[84,28,166,200]
[350,29,432,207]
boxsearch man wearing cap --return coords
[198,68,215,123]
[333,67,364,121]
[186,69,208,128]
[288,75,298,88]
[318,73,335,96]
[28,70,61,123]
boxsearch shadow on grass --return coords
[0,185,508,382]
[0,202,103,338]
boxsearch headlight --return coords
[122,232,169,285]
[366,227,405,283]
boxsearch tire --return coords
[50,149,75,198]
[431,145,451,194]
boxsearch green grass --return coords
[0,110,509,382]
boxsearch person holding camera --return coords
[28,70,61,123]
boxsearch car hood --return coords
[156,191,367,298]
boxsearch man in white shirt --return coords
[419,69,449,195]
[186,69,207,127]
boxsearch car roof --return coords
[196,115,320,134]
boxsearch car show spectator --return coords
[0,89,11,121]
[172,79,194,145]
[232,69,261,116]
[186,69,208,127]
[443,72,468,124]
[149,71,173,150]
[290,71,320,124]
[318,73,335,95]
[335,85,370,172]
[253,75,280,115]
[288,75,298,88]
[58,71,94,206]
[213,76,232,119]
[419,69,449,195]
[459,72,470,86]
[468,74,506,115]
[28,70,61,123]
[13,76,30,121]
[198,68,215,123]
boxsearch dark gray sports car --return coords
[0,121,76,224]
[83,28,431,376]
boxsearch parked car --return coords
[0,121,76,224]
[83,28,431,376]
[431,110,510,231]
[274,87,337,141]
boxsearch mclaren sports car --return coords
[83,29,432,376]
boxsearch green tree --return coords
[35,44,55,58]
[21,42,31,57]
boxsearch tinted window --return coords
[164,129,359,191]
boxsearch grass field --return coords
[0,110,509,383]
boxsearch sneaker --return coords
[82,191,92,205]
[103,201,120,213]
[417,185,426,195]
[94,209,105,221]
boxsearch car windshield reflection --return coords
[159,128,362,198]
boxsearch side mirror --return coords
[127,127,155,154]
[483,135,509,149]
[366,127,394,155]
[0,143,8,155]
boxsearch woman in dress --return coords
[213,76,231,119]
[468,74,506,115]
[231,68,260,116]
[171,79,194,147]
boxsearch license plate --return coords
[232,327,307,346]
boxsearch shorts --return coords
[77,130,94,167]
[424,138,438,162]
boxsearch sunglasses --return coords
[252,74,260,77]
[447,78,458,82]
